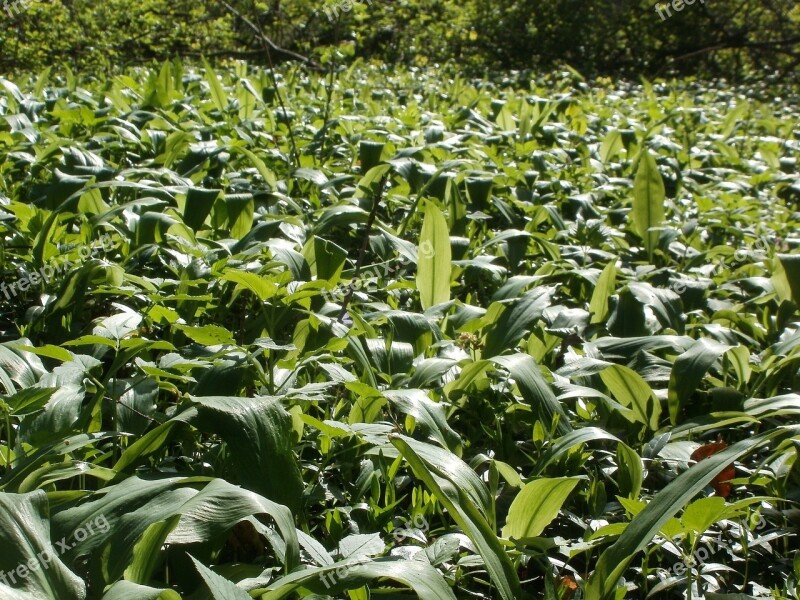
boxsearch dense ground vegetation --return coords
[0,63,799,599]
[1,0,799,78]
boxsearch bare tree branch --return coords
[219,0,321,70]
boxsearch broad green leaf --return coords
[175,325,235,346]
[102,581,181,600]
[493,354,572,437]
[383,389,462,453]
[113,411,195,474]
[484,287,553,357]
[52,477,196,584]
[165,478,299,572]
[2,387,56,417]
[2,433,121,492]
[203,58,228,112]
[727,345,752,388]
[225,193,254,239]
[589,262,617,324]
[232,146,278,188]
[359,141,386,173]
[182,188,220,231]
[600,364,660,431]
[0,492,86,600]
[668,338,731,425]
[294,168,328,186]
[632,151,665,260]
[390,435,523,600]
[681,496,727,534]
[125,516,181,584]
[721,102,750,140]
[585,429,787,599]
[190,555,252,600]
[444,359,491,401]
[496,105,516,132]
[533,427,621,476]
[256,556,457,600]
[416,202,451,310]
[776,254,800,305]
[189,396,304,513]
[304,236,347,281]
[600,130,624,163]
[616,443,643,499]
[354,163,392,198]
[221,270,278,302]
[502,477,581,539]
[338,533,385,559]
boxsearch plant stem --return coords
[338,175,388,322]
[220,0,303,169]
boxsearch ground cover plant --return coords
[0,63,799,599]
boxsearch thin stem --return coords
[319,14,341,163]
[115,398,163,426]
[338,175,389,322]
[220,0,304,169]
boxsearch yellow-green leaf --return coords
[502,477,582,539]
[632,151,665,260]
[416,202,451,310]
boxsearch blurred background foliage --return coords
[0,0,798,78]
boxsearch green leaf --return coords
[502,477,581,539]
[416,202,452,310]
[681,497,727,534]
[600,130,624,163]
[257,556,457,599]
[231,146,278,188]
[493,354,572,437]
[632,151,665,260]
[175,325,235,346]
[183,188,220,231]
[484,287,553,357]
[190,555,252,600]
[2,434,122,492]
[305,236,347,281]
[616,443,643,500]
[354,164,392,198]
[225,193,254,239]
[166,478,299,572]
[600,364,660,431]
[383,389,462,453]
[203,58,228,112]
[221,270,278,302]
[113,412,194,474]
[0,491,86,599]
[359,141,386,173]
[585,429,787,599]
[533,427,621,476]
[102,581,181,600]
[776,254,800,305]
[668,338,731,425]
[390,435,523,600]
[190,396,304,513]
[125,516,181,584]
[589,262,617,324]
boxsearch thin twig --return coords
[219,0,320,68]
[116,398,163,426]
[338,176,389,322]
[219,0,309,169]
